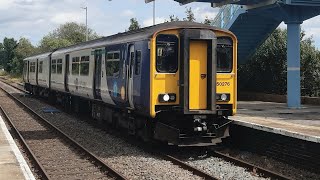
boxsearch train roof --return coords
[24,52,52,61]
[52,21,232,55]
[25,21,233,59]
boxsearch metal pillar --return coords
[286,21,302,108]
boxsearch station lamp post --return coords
[145,0,156,25]
[81,6,88,41]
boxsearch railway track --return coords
[211,150,292,180]
[0,83,127,180]
[0,78,293,179]
[0,79,219,179]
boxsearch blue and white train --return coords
[23,21,237,146]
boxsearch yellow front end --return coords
[150,29,237,117]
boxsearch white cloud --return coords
[121,10,135,17]
[193,6,218,22]
[142,17,166,27]
[51,12,84,24]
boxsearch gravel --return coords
[3,80,318,180]
[0,85,112,180]
[5,88,204,180]
[218,148,320,180]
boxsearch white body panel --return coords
[37,56,50,88]
[28,58,37,86]
[50,54,65,93]
[67,49,94,99]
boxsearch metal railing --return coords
[212,5,242,28]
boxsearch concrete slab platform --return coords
[0,115,35,180]
[232,101,320,143]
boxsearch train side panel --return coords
[67,49,94,99]
[37,56,50,89]
[50,54,65,93]
[28,58,38,86]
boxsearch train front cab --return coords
[150,28,237,146]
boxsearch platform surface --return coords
[233,101,320,143]
[0,116,35,180]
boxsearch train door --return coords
[189,41,207,110]
[23,61,29,82]
[65,54,70,92]
[127,44,135,109]
[180,29,216,113]
[94,50,102,99]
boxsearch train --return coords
[23,21,237,146]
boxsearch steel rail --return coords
[0,84,128,180]
[162,154,219,180]
[212,150,292,180]
[0,106,51,180]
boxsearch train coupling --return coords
[193,116,208,132]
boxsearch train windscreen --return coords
[217,37,233,73]
[156,34,178,73]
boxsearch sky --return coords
[0,0,320,49]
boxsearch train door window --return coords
[57,59,63,74]
[72,57,80,75]
[30,62,36,73]
[135,50,141,75]
[156,34,178,73]
[80,56,90,76]
[106,51,120,77]
[51,59,57,74]
[39,61,43,73]
[24,62,28,74]
[217,37,233,73]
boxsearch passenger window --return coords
[39,61,43,73]
[217,37,233,73]
[106,51,120,77]
[135,50,141,75]
[57,59,63,74]
[72,57,80,75]
[51,59,56,74]
[156,34,178,73]
[80,56,90,76]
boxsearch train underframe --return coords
[25,84,233,146]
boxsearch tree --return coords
[1,38,18,72]
[39,22,99,52]
[128,18,140,31]
[238,28,320,97]
[39,36,72,52]
[203,16,212,25]
[166,15,179,22]
[0,43,4,69]
[11,38,37,75]
[183,7,196,22]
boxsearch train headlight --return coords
[221,94,227,101]
[163,94,170,102]
[216,93,230,102]
[159,93,176,103]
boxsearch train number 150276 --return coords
[217,82,230,86]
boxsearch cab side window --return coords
[135,50,141,75]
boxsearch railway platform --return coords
[232,101,320,143]
[0,115,35,180]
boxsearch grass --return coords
[0,70,23,83]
